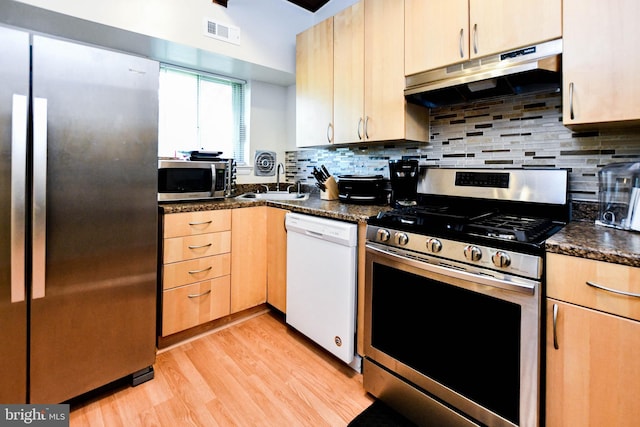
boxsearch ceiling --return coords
[286,0,331,12]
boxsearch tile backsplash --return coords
[286,92,640,203]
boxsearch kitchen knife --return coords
[313,166,326,183]
[321,165,331,180]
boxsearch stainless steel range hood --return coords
[405,39,562,108]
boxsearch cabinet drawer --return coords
[164,210,231,238]
[162,276,231,336]
[163,231,231,263]
[163,253,231,290]
[547,253,640,321]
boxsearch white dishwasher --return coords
[285,213,360,370]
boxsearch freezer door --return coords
[0,25,29,404]
[29,35,159,403]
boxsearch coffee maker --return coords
[389,159,419,207]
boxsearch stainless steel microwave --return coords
[158,159,235,202]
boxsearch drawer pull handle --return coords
[552,303,559,350]
[188,266,213,275]
[189,220,213,226]
[586,281,640,298]
[188,243,212,250]
[188,289,212,299]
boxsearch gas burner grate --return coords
[467,215,557,242]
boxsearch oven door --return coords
[364,243,541,427]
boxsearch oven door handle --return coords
[366,243,537,295]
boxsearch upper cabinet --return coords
[563,0,640,128]
[333,2,364,144]
[405,0,562,76]
[296,17,334,147]
[297,0,428,147]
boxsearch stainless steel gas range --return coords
[364,168,570,427]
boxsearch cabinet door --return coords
[405,0,561,74]
[563,0,640,127]
[470,0,561,60]
[546,299,640,426]
[364,0,407,141]
[405,0,468,75]
[231,207,267,313]
[266,208,288,312]
[333,1,364,144]
[162,277,231,336]
[296,18,334,147]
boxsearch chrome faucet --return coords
[276,163,285,191]
[287,181,302,195]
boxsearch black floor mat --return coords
[348,400,418,427]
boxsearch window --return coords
[158,65,247,163]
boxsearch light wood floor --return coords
[69,310,374,426]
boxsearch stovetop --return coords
[365,168,570,280]
[366,207,565,280]
[369,206,564,248]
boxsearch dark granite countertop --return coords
[161,197,640,267]
[546,221,640,268]
[159,193,392,224]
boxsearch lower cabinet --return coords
[158,206,291,337]
[160,210,232,337]
[230,206,267,313]
[546,253,640,426]
[266,207,288,313]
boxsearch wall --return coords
[286,92,640,203]
[244,80,289,184]
[14,0,313,77]
[6,0,314,184]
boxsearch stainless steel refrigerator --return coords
[0,25,158,403]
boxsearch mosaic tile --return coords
[287,92,640,203]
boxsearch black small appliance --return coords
[389,159,419,207]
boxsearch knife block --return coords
[321,176,339,200]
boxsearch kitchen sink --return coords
[236,191,310,201]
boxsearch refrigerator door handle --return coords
[32,97,48,299]
[11,94,28,303]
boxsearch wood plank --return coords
[69,311,373,426]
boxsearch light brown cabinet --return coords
[562,0,640,128]
[297,0,428,147]
[296,16,333,147]
[160,210,232,336]
[546,253,640,426]
[334,0,427,145]
[230,206,267,313]
[266,207,288,313]
[332,1,363,144]
[405,0,561,75]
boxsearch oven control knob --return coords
[492,251,511,268]
[394,232,409,246]
[376,229,391,242]
[426,238,442,253]
[464,245,482,262]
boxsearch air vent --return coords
[203,17,240,45]
[254,151,276,176]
